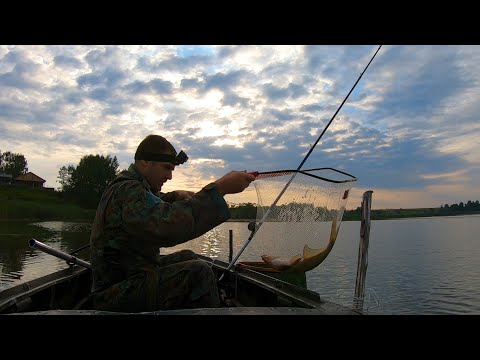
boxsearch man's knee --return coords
[178,249,198,260]
[189,259,215,279]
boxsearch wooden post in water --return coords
[353,190,373,311]
[229,230,233,263]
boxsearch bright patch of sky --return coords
[177,45,216,58]
[1,45,480,209]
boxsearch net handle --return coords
[249,167,357,183]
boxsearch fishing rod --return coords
[219,45,383,281]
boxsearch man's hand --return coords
[174,190,195,200]
[214,171,256,196]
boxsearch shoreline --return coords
[2,211,479,223]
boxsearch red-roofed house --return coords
[15,172,46,188]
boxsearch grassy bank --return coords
[0,185,96,221]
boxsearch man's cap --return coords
[134,135,188,165]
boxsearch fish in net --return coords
[237,167,356,273]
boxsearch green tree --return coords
[57,164,75,192]
[0,151,28,178]
[58,154,119,208]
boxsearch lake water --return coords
[1,215,479,315]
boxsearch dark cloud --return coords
[300,104,328,113]
[222,93,250,107]
[149,79,173,95]
[268,109,297,122]
[162,113,186,130]
[204,70,247,92]
[0,63,39,90]
[124,80,150,95]
[52,132,97,148]
[263,83,309,101]
[77,68,125,89]
[216,46,243,58]
[77,73,104,88]
[263,84,290,99]
[110,139,130,152]
[64,91,84,105]
[136,53,212,73]
[89,88,110,101]
[105,126,125,138]
[3,50,40,75]
[99,92,134,117]
[84,49,104,67]
[289,83,308,98]
[48,84,86,107]
[180,78,201,90]
[305,45,376,96]
[103,103,125,116]
[183,126,201,137]
[0,99,64,125]
[0,74,34,89]
[373,46,473,120]
[54,55,83,68]
[84,48,120,69]
[123,79,173,96]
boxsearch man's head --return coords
[134,135,188,192]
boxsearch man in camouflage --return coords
[89,134,255,312]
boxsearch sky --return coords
[1,45,479,210]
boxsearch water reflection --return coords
[0,220,91,291]
[160,221,264,262]
[32,221,92,233]
[0,221,54,284]
[201,227,222,259]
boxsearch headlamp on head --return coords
[175,150,188,165]
[135,150,188,166]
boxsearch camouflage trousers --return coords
[91,250,220,313]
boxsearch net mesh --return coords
[237,168,356,273]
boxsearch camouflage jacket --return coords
[89,164,230,293]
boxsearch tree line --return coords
[3,149,480,216]
[441,201,480,211]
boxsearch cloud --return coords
[0,45,479,210]
[54,55,83,68]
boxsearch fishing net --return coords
[237,168,356,273]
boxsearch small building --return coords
[14,172,46,188]
[0,172,13,185]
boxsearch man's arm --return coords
[121,181,230,248]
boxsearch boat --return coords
[0,190,373,316]
[0,250,360,315]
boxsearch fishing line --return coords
[219,45,383,282]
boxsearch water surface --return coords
[1,215,479,314]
